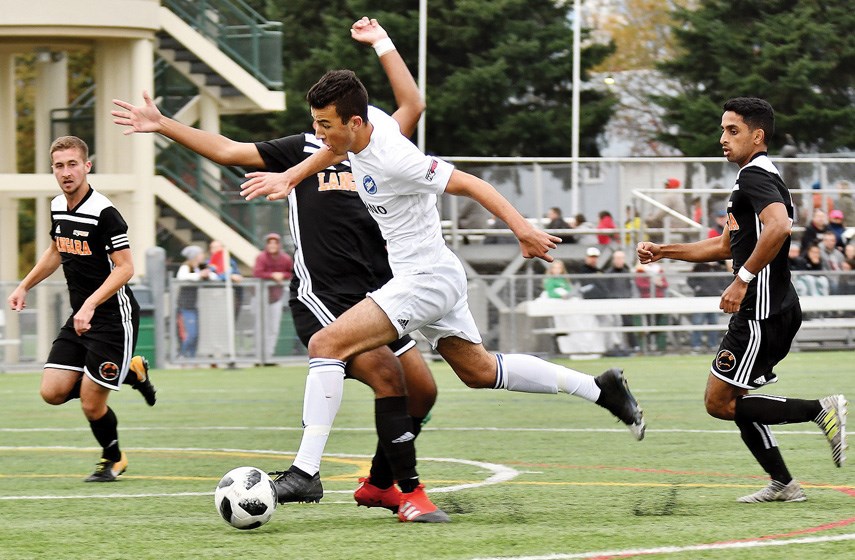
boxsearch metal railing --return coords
[163,0,283,89]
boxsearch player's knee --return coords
[80,400,106,421]
[455,365,494,389]
[704,394,735,420]
[307,329,339,359]
[40,387,65,405]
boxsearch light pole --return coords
[571,0,581,217]
[418,0,427,152]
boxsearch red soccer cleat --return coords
[397,484,450,523]
[354,477,401,513]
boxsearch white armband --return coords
[737,266,756,283]
[373,38,396,57]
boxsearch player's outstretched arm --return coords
[240,146,343,201]
[445,170,560,262]
[112,91,264,168]
[352,17,425,137]
[639,230,731,264]
[7,244,62,311]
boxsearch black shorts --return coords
[45,314,140,391]
[710,302,802,389]
[289,292,416,356]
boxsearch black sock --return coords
[735,418,792,484]
[373,397,419,493]
[63,378,82,403]
[370,415,424,490]
[735,394,822,425]
[89,407,121,462]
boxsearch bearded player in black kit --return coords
[7,136,156,482]
[113,18,442,520]
[638,97,847,502]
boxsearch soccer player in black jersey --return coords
[638,97,847,502]
[7,136,156,482]
[113,18,442,520]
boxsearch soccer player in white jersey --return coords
[240,70,646,522]
[7,136,155,482]
[638,98,847,502]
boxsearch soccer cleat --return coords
[737,479,806,503]
[268,470,323,504]
[595,368,646,440]
[354,477,401,513]
[129,355,156,406]
[84,452,128,482]
[816,394,847,467]
[397,484,450,523]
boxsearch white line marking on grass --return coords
[471,532,855,560]
[0,426,831,435]
[0,446,520,501]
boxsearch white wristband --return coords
[737,266,756,283]
[372,37,396,57]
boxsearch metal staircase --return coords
[49,0,287,266]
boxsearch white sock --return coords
[292,358,345,476]
[496,353,601,402]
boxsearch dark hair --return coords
[723,97,774,143]
[306,70,369,124]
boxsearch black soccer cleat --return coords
[268,469,323,504]
[84,452,128,482]
[595,368,646,440]
[129,355,156,406]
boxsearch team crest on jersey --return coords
[73,230,89,237]
[99,361,120,381]
[363,175,378,195]
[425,159,439,181]
[715,349,736,372]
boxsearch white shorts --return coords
[368,256,482,348]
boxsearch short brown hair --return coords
[307,70,369,124]
[50,136,89,162]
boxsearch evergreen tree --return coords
[227,0,615,157]
[657,0,855,155]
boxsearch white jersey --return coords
[348,106,455,273]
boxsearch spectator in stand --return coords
[545,206,575,243]
[208,239,244,319]
[542,260,573,299]
[253,232,294,363]
[800,208,828,256]
[793,243,830,297]
[834,180,855,225]
[456,198,491,244]
[176,245,212,358]
[624,204,647,247]
[787,244,807,270]
[603,249,638,354]
[844,243,855,262]
[837,258,855,296]
[712,209,728,236]
[647,177,688,231]
[596,210,618,246]
[810,180,834,215]
[687,261,730,352]
[578,247,607,299]
[572,213,599,246]
[819,231,844,271]
[634,261,670,352]
[827,209,846,249]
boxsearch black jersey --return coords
[254,134,395,318]
[726,153,798,320]
[50,186,138,324]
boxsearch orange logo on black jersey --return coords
[726,213,739,232]
[317,171,356,192]
[716,349,736,372]
[99,361,119,381]
[55,236,92,255]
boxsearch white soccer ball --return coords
[214,466,277,530]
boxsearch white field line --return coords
[0,446,519,501]
[0,426,831,435]
[471,532,855,560]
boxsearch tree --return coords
[227,0,615,157]
[657,0,855,156]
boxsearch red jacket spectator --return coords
[253,233,294,303]
[596,211,617,245]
